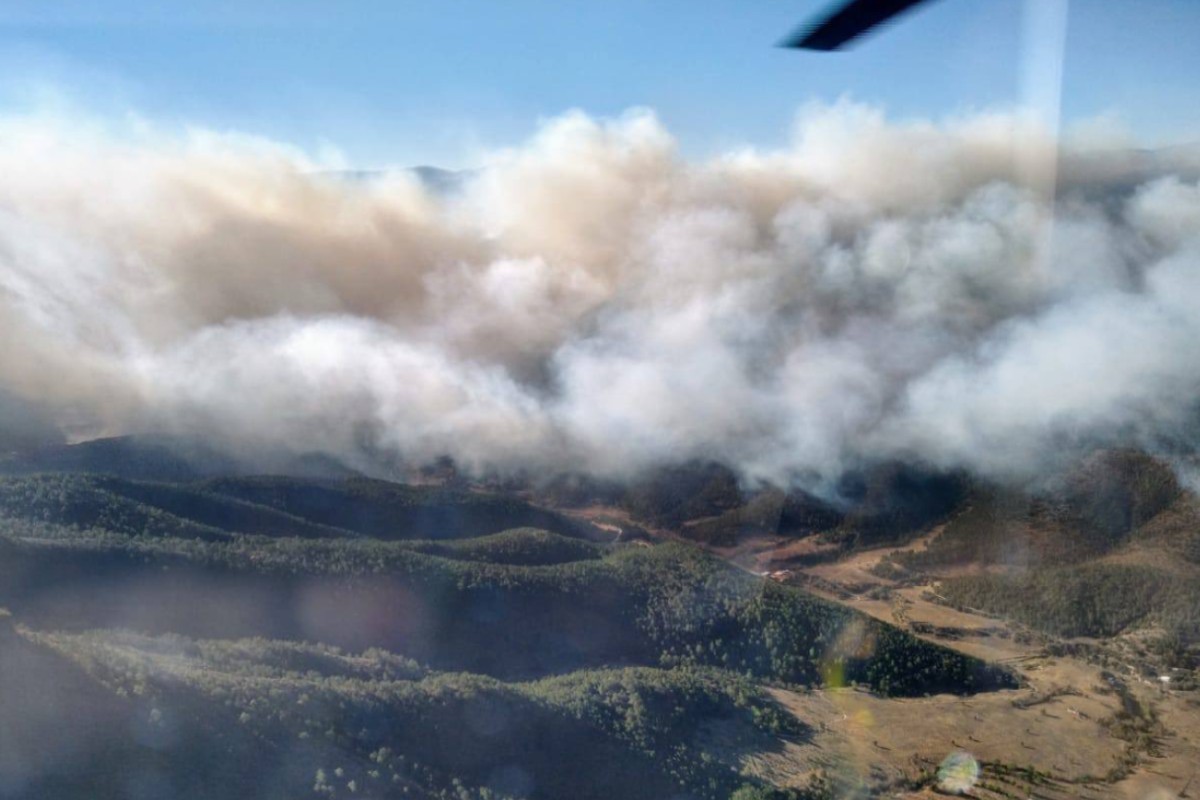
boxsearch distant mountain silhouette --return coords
[314,165,474,195]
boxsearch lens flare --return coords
[936,750,980,795]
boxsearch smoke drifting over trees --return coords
[2,102,1199,489]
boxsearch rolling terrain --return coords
[494,449,1200,798]
[3,439,1199,798]
[0,439,1019,800]
[635,450,1200,799]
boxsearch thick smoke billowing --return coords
[2,102,1200,488]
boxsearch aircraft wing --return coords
[782,0,938,51]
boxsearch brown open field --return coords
[757,539,1200,799]
[558,500,1200,799]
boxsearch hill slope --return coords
[0,457,1022,799]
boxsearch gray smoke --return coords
[2,102,1199,487]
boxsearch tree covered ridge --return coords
[0,510,1014,697]
[0,471,586,543]
[24,626,809,800]
[939,564,1200,643]
[0,460,1020,800]
[887,450,1190,572]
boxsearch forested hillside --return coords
[939,565,1200,643]
[16,625,804,800]
[0,452,1019,800]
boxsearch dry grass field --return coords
[765,542,1197,799]
[559,496,1200,799]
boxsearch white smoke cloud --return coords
[1,101,1199,486]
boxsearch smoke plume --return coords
[2,102,1200,488]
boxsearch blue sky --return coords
[1,0,1198,166]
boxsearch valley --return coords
[1,439,1198,799]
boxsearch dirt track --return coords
[764,540,1199,799]
[555,502,1199,798]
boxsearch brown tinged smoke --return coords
[2,102,1200,491]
